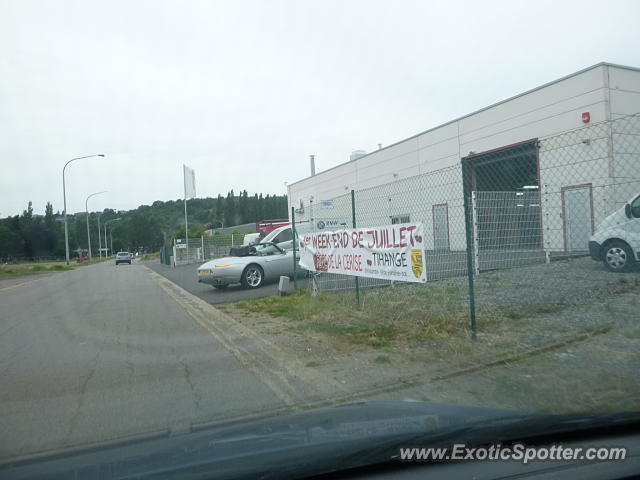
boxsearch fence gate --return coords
[472,190,544,271]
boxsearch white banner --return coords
[299,223,427,283]
[183,164,196,198]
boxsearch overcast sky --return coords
[1,0,639,216]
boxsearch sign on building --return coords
[314,218,346,230]
[299,223,427,283]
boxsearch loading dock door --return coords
[433,204,449,251]
[563,186,593,251]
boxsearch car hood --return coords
[593,193,640,237]
[0,401,540,479]
[3,401,638,480]
[593,205,631,236]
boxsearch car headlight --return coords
[214,264,232,268]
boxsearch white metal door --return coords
[433,204,449,251]
[563,187,592,251]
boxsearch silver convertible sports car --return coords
[197,242,298,289]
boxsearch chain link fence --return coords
[292,113,640,338]
[170,233,245,266]
[538,114,640,259]
[293,164,470,293]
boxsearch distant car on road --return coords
[115,252,132,265]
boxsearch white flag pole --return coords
[183,165,197,263]
[184,165,189,261]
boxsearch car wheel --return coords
[241,264,264,289]
[603,241,635,273]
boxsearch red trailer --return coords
[256,219,289,236]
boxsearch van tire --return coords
[603,241,635,273]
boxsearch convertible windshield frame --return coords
[254,242,286,255]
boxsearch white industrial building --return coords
[287,62,640,257]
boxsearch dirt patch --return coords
[222,257,640,414]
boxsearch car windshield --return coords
[1,1,639,477]
[631,195,640,217]
[261,228,287,244]
[253,242,282,256]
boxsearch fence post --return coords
[461,158,478,341]
[351,190,360,309]
[471,191,480,275]
[543,184,551,264]
[201,235,205,261]
[291,206,297,290]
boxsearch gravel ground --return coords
[471,256,639,309]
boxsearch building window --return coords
[391,215,410,225]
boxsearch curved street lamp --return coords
[62,154,105,265]
[104,217,121,257]
[86,191,107,262]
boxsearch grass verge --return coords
[233,278,640,348]
[235,283,472,347]
[0,262,73,276]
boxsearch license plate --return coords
[199,269,212,275]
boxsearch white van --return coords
[589,192,640,272]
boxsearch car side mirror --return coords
[625,204,632,219]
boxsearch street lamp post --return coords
[63,154,105,265]
[86,191,107,263]
[104,217,121,257]
[97,213,103,258]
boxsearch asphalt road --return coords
[144,261,292,304]
[0,261,287,461]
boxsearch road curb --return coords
[142,264,351,409]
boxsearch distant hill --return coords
[0,190,287,258]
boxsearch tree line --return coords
[0,191,288,259]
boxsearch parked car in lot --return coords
[197,242,297,289]
[115,251,132,265]
[589,192,640,272]
[197,224,309,289]
[260,224,294,250]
